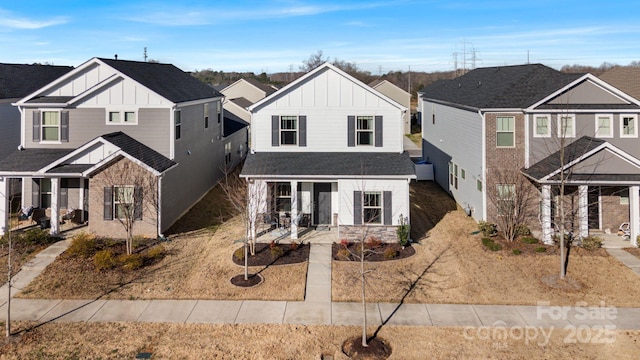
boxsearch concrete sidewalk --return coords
[1,298,639,330]
[607,248,640,276]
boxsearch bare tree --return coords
[93,157,158,255]
[486,164,538,242]
[300,50,328,72]
[219,164,267,281]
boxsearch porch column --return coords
[290,180,298,240]
[630,186,639,247]
[578,185,589,239]
[79,178,85,222]
[0,177,9,236]
[541,185,553,245]
[50,177,60,235]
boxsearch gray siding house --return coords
[0,57,246,238]
[419,64,640,246]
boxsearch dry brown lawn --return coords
[1,322,638,359]
[332,181,640,307]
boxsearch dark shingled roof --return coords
[522,136,605,181]
[26,96,74,104]
[241,152,416,177]
[0,63,73,99]
[46,164,93,174]
[243,78,277,96]
[229,97,253,108]
[420,64,583,109]
[102,132,176,173]
[223,113,249,138]
[99,58,221,103]
[0,149,74,172]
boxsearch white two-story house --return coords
[240,62,416,242]
[0,57,247,238]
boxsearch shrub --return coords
[481,237,502,251]
[147,244,166,260]
[581,235,603,251]
[337,247,351,260]
[22,228,52,246]
[512,249,522,255]
[521,237,538,244]
[290,241,299,250]
[366,237,382,249]
[535,247,547,253]
[515,224,531,236]
[118,254,143,271]
[396,222,410,247]
[383,247,398,260]
[478,222,497,237]
[67,232,99,258]
[93,250,116,271]
[233,247,245,261]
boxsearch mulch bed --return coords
[481,236,609,256]
[230,274,263,287]
[231,243,310,266]
[332,242,415,262]
[342,336,392,360]
[625,247,640,258]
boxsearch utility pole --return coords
[143,47,148,62]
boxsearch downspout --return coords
[157,174,163,239]
[480,109,487,221]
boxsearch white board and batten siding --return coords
[338,178,410,226]
[252,67,404,153]
[422,100,485,220]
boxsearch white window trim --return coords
[533,114,551,138]
[113,185,135,220]
[356,115,375,146]
[106,110,138,125]
[594,114,613,138]
[620,114,638,138]
[496,184,516,217]
[362,191,383,225]
[496,116,515,148]
[40,110,62,144]
[279,115,298,146]
[204,103,210,129]
[175,110,182,141]
[557,114,576,138]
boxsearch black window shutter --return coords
[271,115,279,146]
[375,115,383,147]
[383,191,392,225]
[134,187,143,220]
[61,111,69,142]
[104,187,113,220]
[32,111,41,142]
[299,115,307,147]
[353,191,362,225]
[32,179,40,208]
[60,179,68,208]
[347,116,355,147]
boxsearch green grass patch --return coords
[512,249,522,255]
[481,237,502,251]
[521,237,538,244]
[534,246,547,253]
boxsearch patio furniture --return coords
[619,222,630,240]
[30,208,46,225]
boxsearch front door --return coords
[313,183,332,225]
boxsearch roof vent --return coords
[114,54,118,60]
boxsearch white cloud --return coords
[0,10,67,29]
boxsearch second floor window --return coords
[496,116,514,147]
[356,116,374,145]
[175,111,181,140]
[595,114,612,138]
[621,115,637,137]
[42,111,60,141]
[280,116,298,145]
[534,115,550,137]
[558,114,575,138]
[107,111,137,124]
[204,103,209,129]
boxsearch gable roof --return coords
[100,132,176,173]
[0,63,73,99]
[249,62,406,112]
[241,152,416,178]
[420,64,582,109]
[243,78,277,96]
[98,58,221,103]
[599,67,640,101]
[0,149,74,173]
[369,79,410,96]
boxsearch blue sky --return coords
[1,1,639,74]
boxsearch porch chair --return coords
[30,208,46,225]
[619,222,630,240]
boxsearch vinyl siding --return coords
[548,81,628,104]
[0,101,20,159]
[421,100,484,220]
[338,178,410,226]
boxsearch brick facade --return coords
[600,186,629,232]
[88,157,158,238]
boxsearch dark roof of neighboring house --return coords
[98,58,221,103]
[420,64,583,109]
[243,78,277,96]
[0,149,74,172]
[241,152,415,177]
[212,83,229,92]
[599,67,640,100]
[0,63,73,99]
[223,113,249,138]
[522,136,605,181]
[229,97,254,108]
[101,132,176,173]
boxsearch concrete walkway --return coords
[607,248,640,276]
[403,135,421,158]
[1,239,639,330]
